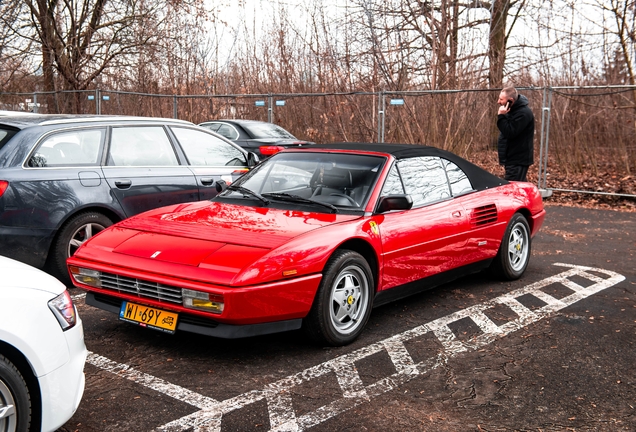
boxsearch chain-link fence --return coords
[2,86,635,199]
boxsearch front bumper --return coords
[70,262,323,330]
[39,319,87,431]
[86,292,303,338]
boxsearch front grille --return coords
[100,272,183,304]
[471,204,498,227]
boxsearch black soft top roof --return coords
[309,142,508,190]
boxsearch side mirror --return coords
[247,152,260,167]
[376,195,413,213]
[215,179,228,193]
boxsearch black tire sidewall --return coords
[307,250,374,346]
[53,212,113,283]
[0,354,32,431]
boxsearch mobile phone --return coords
[505,99,513,110]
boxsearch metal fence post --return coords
[538,87,547,189]
[268,94,273,123]
[537,87,553,197]
[541,89,553,192]
[96,89,100,115]
[33,93,38,113]
[173,96,178,119]
[377,91,385,143]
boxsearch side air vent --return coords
[471,204,498,227]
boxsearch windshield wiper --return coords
[226,185,270,204]
[262,192,338,213]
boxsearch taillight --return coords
[48,290,77,330]
[259,145,285,155]
[232,169,249,175]
[0,181,8,197]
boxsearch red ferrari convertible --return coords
[68,143,545,346]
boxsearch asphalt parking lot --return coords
[59,204,635,432]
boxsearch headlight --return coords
[69,266,101,288]
[182,289,224,314]
[48,290,77,330]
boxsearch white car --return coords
[0,256,87,431]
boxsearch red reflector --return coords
[259,145,285,155]
[0,181,8,197]
[232,169,249,175]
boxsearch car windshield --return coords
[243,122,297,139]
[221,152,386,210]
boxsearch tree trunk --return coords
[488,0,511,148]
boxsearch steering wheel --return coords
[330,193,357,206]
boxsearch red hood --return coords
[75,201,360,284]
[117,201,357,249]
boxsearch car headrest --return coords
[320,168,352,189]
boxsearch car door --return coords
[169,126,250,200]
[376,156,470,289]
[101,125,199,217]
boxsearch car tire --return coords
[305,250,374,346]
[54,212,113,285]
[489,213,531,280]
[0,354,32,432]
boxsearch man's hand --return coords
[498,103,510,115]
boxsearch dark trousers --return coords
[504,165,529,182]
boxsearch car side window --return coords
[171,127,246,166]
[397,156,451,206]
[108,126,178,166]
[216,124,239,140]
[28,128,105,167]
[443,159,474,196]
[202,123,221,132]
[380,164,405,195]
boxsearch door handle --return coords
[201,177,214,186]
[115,180,132,189]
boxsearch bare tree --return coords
[0,0,211,111]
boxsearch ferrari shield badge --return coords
[369,221,379,235]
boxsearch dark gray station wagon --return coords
[0,115,257,283]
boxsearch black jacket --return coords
[497,94,535,166]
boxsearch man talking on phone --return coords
[496,86,535,181]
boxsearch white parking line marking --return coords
[86,352,219,409]
[85,263,625,431]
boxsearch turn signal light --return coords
[0,181,8,197]
[69,266,101,288]
[182,289,224,314]
[259,145,285,155]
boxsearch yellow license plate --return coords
[119,301,179,333]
